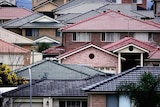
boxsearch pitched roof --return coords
[82,66,160,92]
[14,59,106,80]
[34,36,60,44]
[60,10,160,32]
[0,27,33,44]
[1,12,65,28]
[0,7,33,19]
[148,47,160,59]
[2,74,111,97]
[32,0,59,11]
[53,0,111,14]
[0,39,30,53]
[56,43,122,60]
[56,13,81,22]
[0,1,15,6]
[42,45,65,55]
[103,37,156,52]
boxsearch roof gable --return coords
[60,10,160,32]
[34,36,60,44]
[103,37,156,52]
[32,1,59,11]
[30,15,60,23]
[56,43,123,60]
[0,1,15,6]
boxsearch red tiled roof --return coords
[0,39,30,53]
[0,7,33,19]
[148,47,160,59]
[43,45,65,54]
[103,37,156,52]
[60,10,160,31]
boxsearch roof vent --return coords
[117,10,120,13]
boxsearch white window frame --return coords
[72,32,91,42]
[59,100,87,107]
[101,33,120,42]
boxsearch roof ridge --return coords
[82,66,139,91]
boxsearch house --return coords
[82,66,160,107]
[1,12,65,43]
[0,7,33,24]
[0,0,16,6]
[14,59,107,80]
[32,0,70,18]
[0,27,34,50]
[56,43,125,74]
[2,74,111,107]
[153,0,160,17]
[59,10,160,52]
[0,39,30,70]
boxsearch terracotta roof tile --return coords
[0,39,30,53]
[0,7,33,19]
[103,37,156,52]
[60,10,160,31]
[148,47,160,59]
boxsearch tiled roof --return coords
[0,27,33,44]
[0,7,33,19]
[65,10,101,24]
[82,66,160,92]
[1,12,65,28]
[56,43,119,60]
[148,47,160,59]
[53,0,111,14]
[103,37,156,52]
[14,59,106,80]
[2,74,111,97]
[60,10,160,32]
[42,45,65,54]
[56,13,81,22]
[0,39,30,53]
[96,4,154,18]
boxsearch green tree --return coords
[0,63,28,86]
[117,72,160,107]
[37,42,51,52]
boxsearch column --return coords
[140,53,143,67]
[118,52,121,74]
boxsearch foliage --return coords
[0,63,28,86]
[117,72,160,107]
[37,42,51,52]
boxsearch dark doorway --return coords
[121,53,140,71]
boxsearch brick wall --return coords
[122,0,147,9]
[88,94,106,107]
[153,33,160,45]
[35,3,57,12]
[61,47,118,73]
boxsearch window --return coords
[59,101,87,107]
[133,0,142,4]
[134,33,148,42]
[106,95,131,107]
[56,29,60,37]
[72,32,90,42]
[101,33,120,42]
[26,28,39,36]
[148,33,153,41]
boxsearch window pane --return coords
[102,33,105,41]
[32,28,39,36]
[119,95,130,107]
[82,101,87,107]
[26,29,32,36]
[67,101,80,107]
[106,33,114,42]
[56,29,60,37]
[73,33,76,41]
[106,95,118,107]
[59,101,65,107]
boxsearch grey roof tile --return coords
[14,59,108,80]
[2,74,111,97]
[82,66,160,92]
